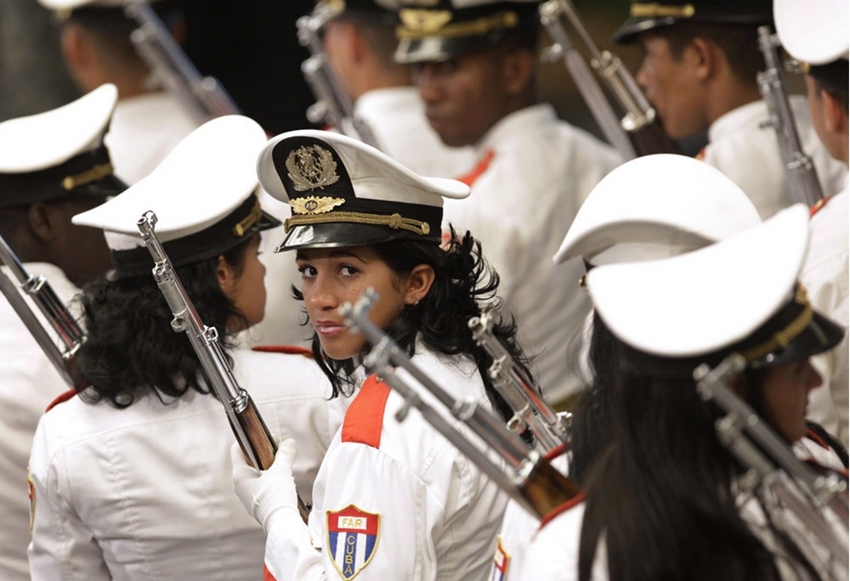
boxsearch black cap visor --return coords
[612,16,677,44]
[274,221,441,252]
[395,34,499,63]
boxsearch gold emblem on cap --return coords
[286,145,340,192]
[630,2,695,19]
[399,9,453,33]
[290,196,346,215]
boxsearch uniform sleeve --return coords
[263,441,440,581]
[28,423,111,581]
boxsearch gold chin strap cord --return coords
[740,285,814,363]
[285,211,431,236]
[62,163,114,191]
[630,3,695,19]
[232,199,264,237]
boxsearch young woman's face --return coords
[220,233,267,333]
[758,358,822,443]
[296,246,412,360]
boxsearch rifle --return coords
[0,233,85,388]
[136,211,309,522]
[124,2,242,124]
[538,0,682,157]
[296,2,383,150]
[694,354,848,577]
[757,26,824,207]
[340,289,582,519]
[469,307,570,452]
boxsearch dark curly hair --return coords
[293,228,536,426]
[75,239,251,408]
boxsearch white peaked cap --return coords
[258,129,468,206]
[774,0,849,64]
[257,129,468,250]
[586,204,810,359]
[0,84,117,174]
[73,115,269,248]
[553,154,762,266]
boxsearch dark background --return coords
[0,0,646,139]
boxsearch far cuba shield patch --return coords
[326,505,380,580]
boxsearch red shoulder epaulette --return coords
[251,345,313,358]
[805,427,830,450]
[810,195,833,217]
[455,149,495,187]
[341,374,391,449]
[539,491,586,530]
[544,443,568,462]
[45,388,78,412]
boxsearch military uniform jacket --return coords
[490,447,570,581]
[262,345,509,581]
[802,184,849,446]
[28,348,346,581]
[355,87,477,179]
[0,263,78,581]
[106,92,199,184]
[442,104,622,403]
[701,97,847,219]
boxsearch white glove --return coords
[231,438,300,534]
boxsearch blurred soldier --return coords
[612,0,846,219]
[776,0,849,446]
[316,0,476,176]
[396,0,622,403]
[38,0,199,184]
[0,84,122,581]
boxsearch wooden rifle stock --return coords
[236,398,311,522]
[522,454,583,518]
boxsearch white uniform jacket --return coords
[490,446,571,581]
[262,346,509,581]
[28,348,346,581]
[442,104,622,402]
[354,86,477,178]
[105,92,199,184]
[802,186,849,446]
[701,97,847,219]
[0,263,78,581]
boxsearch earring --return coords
[413,298,420,306]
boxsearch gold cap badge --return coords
[290,196,346,215]
[286,145,341,192]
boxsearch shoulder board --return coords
[251,345,313,358]
[539,491,586,530]
[341,374,391,449]
[45,388,78,412]
[455,149,495,187]
[810,195,834,217]
[544,443,568,462]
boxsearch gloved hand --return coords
[231,438,300,534]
